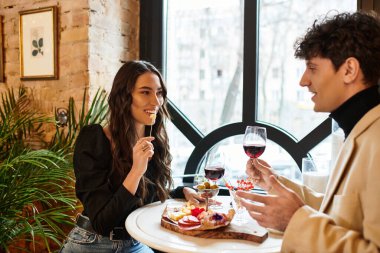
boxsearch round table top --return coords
[126,197,282,253]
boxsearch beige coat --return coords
[280,104,380,253]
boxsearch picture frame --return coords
[19,6,58,80]
[0,15,4,83]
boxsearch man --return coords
[237,11,380,252]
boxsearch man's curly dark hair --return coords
[294,11,380,86]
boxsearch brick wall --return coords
[0,0,139,124]
[88,0,140,98]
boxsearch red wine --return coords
[204,166,225,181]
[243,144,266,158]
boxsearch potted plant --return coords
[0,87,108,252]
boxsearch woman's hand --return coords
[124,137,155,195]
[131,136,155,176]
[183,187,204,204]
[183,187,222,206]
[246,158,277,192]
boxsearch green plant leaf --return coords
[0,86,109,251]
[49,88,108,152]
[38,38,43,47]
[0,87,76,251]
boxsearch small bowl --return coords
[194,184,219,198]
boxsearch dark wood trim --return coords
[139,0,164,69]
[358,0,380,13]
[242,1,258,123]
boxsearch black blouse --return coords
[73,124,184,236]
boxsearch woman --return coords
[60,60,200,253]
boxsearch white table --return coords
[126,197,282,253]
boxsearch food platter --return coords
[161,201,268,243]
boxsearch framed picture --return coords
[0,15,4,82]
[19,6,58,80]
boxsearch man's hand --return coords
[236,175,305,231]
[246,159,276,191]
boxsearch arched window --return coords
[140,0,375,187]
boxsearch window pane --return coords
[257,0,356,139]
[307,123,345,192]
[309,121,345,172]
[165,0,244,135]
[167,121,194,181]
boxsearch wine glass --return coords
[204,150,226,183]
[243,126,267,159]
[229,185,245,224]
[229,126,266,224]
[201,150,225,210]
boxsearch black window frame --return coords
[140,0,378,185]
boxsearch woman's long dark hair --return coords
[108,60,173,205]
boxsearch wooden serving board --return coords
[161,211,268,243]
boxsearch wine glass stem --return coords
[205,197,209,212]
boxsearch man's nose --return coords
[299,71,310,87]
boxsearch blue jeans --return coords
[59,226,154,253]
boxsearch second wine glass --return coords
[204,150,226,183]
[203,150,225,210]
[243,126,267,159]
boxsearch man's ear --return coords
[342,57,360,84]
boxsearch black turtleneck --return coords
[330,85,380,139]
